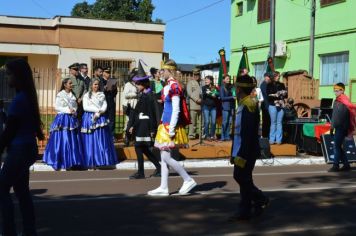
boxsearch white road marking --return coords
[227,223,356,236]
[29,170,354,183]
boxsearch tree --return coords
[71,0,156,23]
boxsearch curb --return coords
[31,156,326,171]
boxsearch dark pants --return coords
[135,145,161,174]
[261,105,270,138]
[0,144,38,236]
[333,128,350,168]
[107,101,116,138]
[233,158,267,217]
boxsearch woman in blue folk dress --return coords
[81,78,118,168]
[43,78,84,170]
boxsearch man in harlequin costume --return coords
[147,59,197,196]
[230,74,269,221]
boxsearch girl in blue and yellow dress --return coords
[147,59,197,196]
[43,78,84,170]
[81,78,118,168]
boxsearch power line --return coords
[165,0,226,23]
[30,0,54,17]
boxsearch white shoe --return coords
[147,187,169,196]
[179,179,197,195]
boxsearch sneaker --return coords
[150,169,161,177]
[129,172,145,179]
[147,187,169,196]
[178,179,197,195]
[253,197,270,217]
[340,165,351,172]
[328,166,339,172]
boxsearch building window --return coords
[236,2,243,17]
[254,62,266,84]
[320,0,345,7]
[91,59,132,87]
[258,0,270,23]
[320,52,349,86]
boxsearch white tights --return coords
[160,150,191,189]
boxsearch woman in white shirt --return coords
[81,78,118,168]
[43,78,84,170]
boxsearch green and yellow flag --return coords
[238,47,250,74]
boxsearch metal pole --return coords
[309,0,316,78]
[270,0,276,59]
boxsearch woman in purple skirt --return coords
[81,78,118,168]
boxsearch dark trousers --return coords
[107,102,116,137]
[0,144,37,236]
[333,128,350,167]
[233,158,267,216]
[135,145,161,174]
[261,106,270,138]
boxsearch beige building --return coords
[0,15,165,74]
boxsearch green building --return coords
[230,0,356,102]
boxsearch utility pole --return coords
[270,0,276,60]
[309,0,316,78]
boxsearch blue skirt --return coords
[81,112,118,167]
[43,113,84,170]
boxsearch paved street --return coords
[6,164,356,235]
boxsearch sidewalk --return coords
[31,154,327,171]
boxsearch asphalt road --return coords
[5,164,356,235]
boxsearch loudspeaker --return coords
[321,134,356,164]
[303,135,322,155]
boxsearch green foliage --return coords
[71,0,157,23]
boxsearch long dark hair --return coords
[5,58,44,140]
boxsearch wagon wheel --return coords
[293,103,310,118]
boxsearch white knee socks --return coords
[159,150,191,189]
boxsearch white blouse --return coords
[83,91,107,113]
[55,90,78,114]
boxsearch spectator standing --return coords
[150,67,165,118]
[67,63,85,121]
[186,68,202,139]
[220,75,235,141]
[260,73,272,138]
[202,75,219,140]
[79,63,91,93]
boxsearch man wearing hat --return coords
[127,62,161,179]
[186,68,202,139]
[79,63,91,92]
[230,74,269,221]
[67,63,85,120]
[102,67,118,139]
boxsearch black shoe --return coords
[328,166,339,172]
[340,165,351,171]
[129,172,145,179]
[253,197,270,217]
[150,169,161,177]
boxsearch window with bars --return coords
[253,62,266,85]
[258,0,270,23]
[320,0,345,7]
[91,59,133,87]
[236,2,243,17]
[320,52,349,86]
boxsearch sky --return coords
[0,0,230,65]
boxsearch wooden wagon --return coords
[282,70,320,117]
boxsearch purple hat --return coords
[133,60,150,82]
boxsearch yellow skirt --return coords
[154,124,189,150]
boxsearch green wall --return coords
[230,0,356,102]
